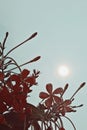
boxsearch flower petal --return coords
[53,88,63,95]
[39,92,49,99]
[26,76,36,85]
[45,97,53,108]
[21,69,30,78]
[63,100,71,106]
[46,83,53,94]
[54,95,62,104]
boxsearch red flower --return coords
[39,83,63,108]
[20,69,37,87]
[4,69,39,112]
[6,69,36,94]
[57,99,76,116]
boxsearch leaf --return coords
[39,92,49,99]
[53,88,63,94]
[46,83,53,94]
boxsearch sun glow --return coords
[57,65,70,77]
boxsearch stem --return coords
[58,116,63,128]
[5,57,22,72]
[24,115,27,130]
[5,32,37,57]
[6,56,41,71]
[70,82,86,100]
[50,119,60,129]
[2,32,9,48]
[0,32,9,85]
[61,115,76,130]
[61,83,68,97]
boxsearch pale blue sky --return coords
[0,0,87,129]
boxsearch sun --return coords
[57,65,70,77]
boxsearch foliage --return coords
[0,32,86,130]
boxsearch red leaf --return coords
[39,92,49,99]
[46,83,53,94]
[53,88,63,94]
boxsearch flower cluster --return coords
[0,32,86,130]
[0,32,40,130]
[38,82,85,130]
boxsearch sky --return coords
[0,0,87,129]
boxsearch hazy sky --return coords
[0,0,87,129]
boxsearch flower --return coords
[57,99,76,116]
[39,83,63,108]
